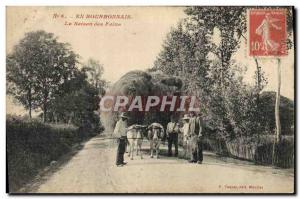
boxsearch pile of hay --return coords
[100,70,182,133]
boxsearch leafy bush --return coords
[6,117,97,192]
[258,92,294,135]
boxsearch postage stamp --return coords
[248,9,287,57]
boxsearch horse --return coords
[147,123,165,159]
[126,124,147,160]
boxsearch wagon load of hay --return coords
[100,70,182,133]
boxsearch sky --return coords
[6,6,294,115]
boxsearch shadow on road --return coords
[19,139,88,193]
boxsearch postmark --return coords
[248,9,287,57]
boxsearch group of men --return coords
[166,112,203,164]
[113,112,204,167]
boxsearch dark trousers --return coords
[168,133,178,156]
[191,137,203,162]
[116,137,126,165]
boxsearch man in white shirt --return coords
[180,114,190,160]
[113,112,129,167]
[166,117,179,157]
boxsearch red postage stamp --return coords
[248,9,287,57]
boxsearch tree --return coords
[48,68,102,134]
[153,7,272,140]
[82,58,108,96]
[7,30,79,122]
[185,7,246,69]
[153,19,211,110]
[7,44,39,118]
[272,8,294,165]
[154,22,194,76]
[182,7,246,135]
[48,69,86,124]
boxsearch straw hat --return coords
[120,112,129,119]
[182,114,190,120]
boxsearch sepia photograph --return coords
[6,6,295,194]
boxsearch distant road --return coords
[27,134,294,193]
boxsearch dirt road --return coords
[29,134,294,193]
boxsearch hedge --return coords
[202,135,294,168]
[7,118,97,192]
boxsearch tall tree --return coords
[182,7,246,136]
[82,58,108,96]
[153,6,272,139]
[185,7,246,89]
[48,68,102,134]
[7,54,37,118]
[7,30,78,122]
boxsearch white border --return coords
[1,1,298,199]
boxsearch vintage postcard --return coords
[6,6,295,194]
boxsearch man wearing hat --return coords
[189,112,204,164]
[113,112,129,167]
[180,114,190,160]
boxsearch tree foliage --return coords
[153,6,294,140]
[7,30,78,121]
[82,58,108,96]
[7,31,106,133]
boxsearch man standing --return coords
[113,112,129,167]
[189,112,203,164]
[180,114,190,160]
[166,117,179,157]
